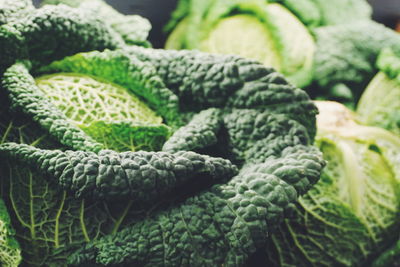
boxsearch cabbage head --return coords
[357,48,400,135]
[166,0,315,87]
[166,0,372,88]
[250,101,400,267]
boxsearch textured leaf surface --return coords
[0,0,34,25]
[0,96,234,266]
[257,101,400,267]
[80,122,170,152]
[42,0,152,46]
[0,101,135,266]
[36,73,162,126]
[2,62,102,152]
[126,47,318,139]
[3,49,183,152]
[0,40,324,266]
[66,48,324,267]
[0,199,21,267]
[0,4,123,72]
[162,108,222,153]
[0,142,237,202]
[313,20,400,102]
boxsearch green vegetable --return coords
[0,199,21,267]
[65,48,324,266]
[166,0,315,87]
[40,49,180,127]
[270,0,372,28]
[313,20,400,104]
[162,108,222,153]
[35,73,167,151]
[252,101,400,267]
[0,64,236,265]
[372,238,400,267]
[0,4,124,72]
[357,48,400,135]
[1,42,324,265]
[0,47,325,265]
[0,0,34,25]
[0,3,324,265]
[126,46,318,137]
[0,105,148,266]
[165,0,372,89]
[269,0,321,28]
[2,49,181,152]
[70,144,323,266]
[2,62,103,152]
[41,0,152,46]
[165,0,399,107]
[0,142,237,202]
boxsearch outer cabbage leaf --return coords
[269,0,321,28]
[200,14,282,73]
[0,32,324,266]
[251,101,400,267]
[0,0,34,25]
[41,0,152,46]
[357,48,400,135]
[0,4,124,73]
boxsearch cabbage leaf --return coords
[357,48,400,135]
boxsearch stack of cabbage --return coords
[0,0,398,266]
[166,0,400,106]
[0,0,328,266]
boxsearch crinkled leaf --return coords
[41,0,152,46]
[35,73,169,151]
[0,101,153,266]
[256,102,400,267]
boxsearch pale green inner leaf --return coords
[357,72,400,135]
[35,73,162,126]
[265,3,315,76]
[35,73,169,151]
[165,17,190,50]
[200,14,283,72]
[200,4,315,87]
[319,137,399,239]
